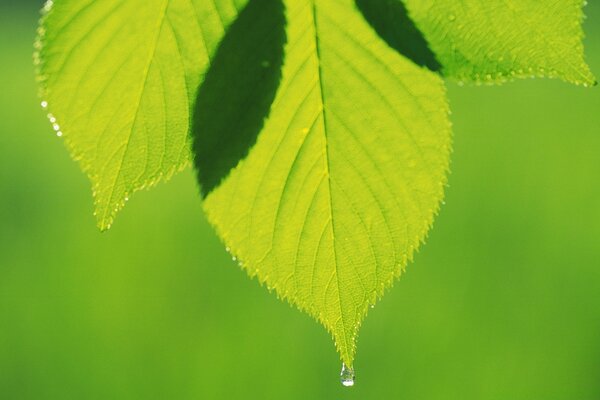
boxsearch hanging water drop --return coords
[41,101,48,109]
[340,363,355,387]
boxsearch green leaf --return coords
[36,0,247,230]
[402,0,596,85]
[202,0,452,366]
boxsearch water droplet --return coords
[41,101,48,109]
[340,363,355,387]
[56,131,63,137]
[52,123,60,131]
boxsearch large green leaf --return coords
[36,0,247,230]
[403,0,596,85]
[202,0,452,367]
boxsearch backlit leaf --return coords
[36,0,247,229]
[403,0,596,85]
[202,0,452,366]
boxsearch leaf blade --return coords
[37,0,247,229]
[402,0,596,85]
[203,0,452,365]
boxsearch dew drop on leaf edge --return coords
[340,363,355,387]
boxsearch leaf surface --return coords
[402,0,596,85]
[36,0,247,229]
[203,0,452,366]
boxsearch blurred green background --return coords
[1,1,599,399]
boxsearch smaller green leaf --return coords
[36,0,246,230]
[402,0,596,85]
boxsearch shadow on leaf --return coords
[192,0,286,197]
[355,0,441,71]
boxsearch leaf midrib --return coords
[101,0,170,229]
[310,0,352,363]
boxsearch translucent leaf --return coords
[201,0,452,366]
[36,0,247,230]
[402,0,596,85]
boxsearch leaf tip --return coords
[93,203,117,232]
[90,185,127,233]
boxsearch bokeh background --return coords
[1,1,599,399]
